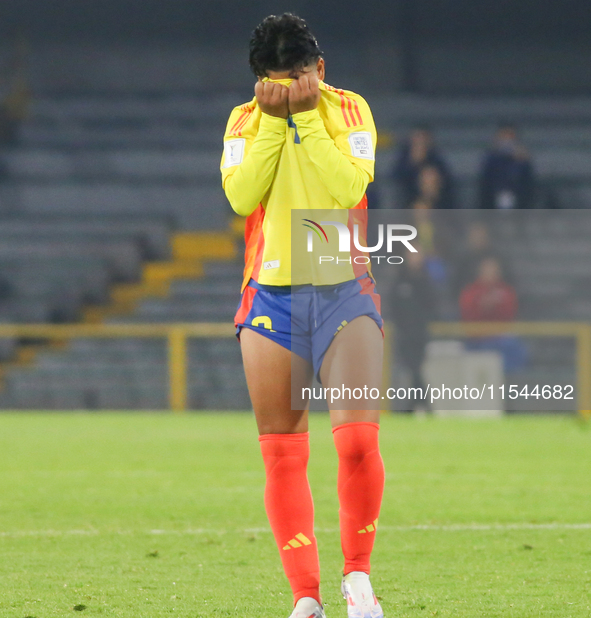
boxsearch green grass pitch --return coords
[0,412,590,617]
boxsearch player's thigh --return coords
[319,315,383,428]
[240,327,313,435]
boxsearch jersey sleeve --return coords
[291,93,377,209]
[221,102,286,217]
[331,94,377,182]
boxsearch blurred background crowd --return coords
[0,0,589,411]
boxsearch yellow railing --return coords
[0,323,234,413]
[429,321,591,418]
[0,321,589,417]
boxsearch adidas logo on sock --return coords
[282,532,312,550]
[357,518,378,534]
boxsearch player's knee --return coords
[333,422,380,462]
[256,414,307,436]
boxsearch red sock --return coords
[259,433,320,604]
[333,422,384,575]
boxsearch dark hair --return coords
[249,13,323,77]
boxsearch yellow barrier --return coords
[429,321,591,418]
[0,323,235,413]
[0,321,588,417]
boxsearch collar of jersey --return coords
[262,77,326,89]
[262,77,294,86]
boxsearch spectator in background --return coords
[479,124,535,210]
[390,249,436,412]
[393,125,454,208]
[452,221,513,296]
[460,257,516,321]
[460,256,526,372]
[411,201,447,281]
[416,165,451,209]
[411,202,456,318]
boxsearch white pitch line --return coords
[1,523,590,538]
[378,523,591,531]
[0,529,99,537]
[231,523,591,533]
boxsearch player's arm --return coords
[221,82,289,217]
[289,75,376,209]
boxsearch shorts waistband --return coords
[247,280,292,294]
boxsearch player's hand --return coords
[255,80,289,119]
[288,74,321,115]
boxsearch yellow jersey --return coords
[221,80,377,289]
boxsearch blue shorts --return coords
[234,275,383,379]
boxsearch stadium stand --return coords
[0,71,591,409]
[0,87,247,409]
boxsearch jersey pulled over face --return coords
[221,80,377,289]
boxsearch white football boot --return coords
[341,571,383,618]
[288,596,326,618]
